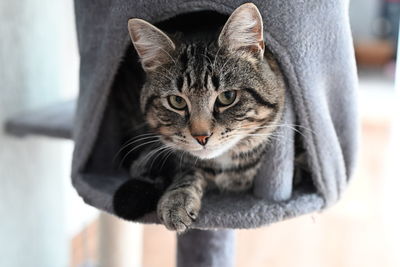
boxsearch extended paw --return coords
[157,189,201,233]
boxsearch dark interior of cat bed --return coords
[76,10,323,229]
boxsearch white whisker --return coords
[151,145,175,169]
[119,139,161,168]
[160,148,175,169]
[113,134,159,164]
[139,145,167,166]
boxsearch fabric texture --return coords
[4,101,75,139]
[72,0,358,229]
[177,229,236,267]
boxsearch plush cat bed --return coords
[72,0,357,266]
[73,0,357,227]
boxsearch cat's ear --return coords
[128,18,176,71]
[218,3,264,59]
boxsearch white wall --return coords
[0,1,144,266]
[0,0,78,266]
[349,0,380,41]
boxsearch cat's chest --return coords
[198,150,262,191]
[200,151,243,172]
[213,153,235,169]
[192,142,265,173]
[180,141,266,191]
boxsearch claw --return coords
[188,211,197,221]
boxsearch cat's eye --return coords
[217,90,237,106]
[168,95,187,110]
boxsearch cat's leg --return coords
[157,170,206,233]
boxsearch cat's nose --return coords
[192,133,211,146]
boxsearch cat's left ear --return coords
[218,3,265,59]
[128,18,176,71]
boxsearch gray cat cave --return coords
[5,1,358,266]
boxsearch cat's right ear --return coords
[128,19,176,72]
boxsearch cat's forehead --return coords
[174,42,257,85]
[176,43,216,74]
[148,41,261,96]
[170,42,220,94]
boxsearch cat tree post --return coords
[177,229,236,267]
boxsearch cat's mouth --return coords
[161,135,243,159]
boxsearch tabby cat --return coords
[127,3,285,233]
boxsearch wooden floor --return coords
[142,118,400,267]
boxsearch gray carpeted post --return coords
[177,229,235,267]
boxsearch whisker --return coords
[229,132,285,144]
[122,134,159,148]
[230,133,284,140]
[268,123,315,134]
[238,123,313,139]
[148,145,174,170]
[122,132,159,142]
[118,139,161,168]
[113,134,160,163]
[160,148,175,170]
[138,144,167,166]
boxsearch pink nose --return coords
[193,134,211,146]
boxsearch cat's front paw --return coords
[157,189,201,234]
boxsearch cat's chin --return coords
[187,136,242,159]
[188,146,231,159]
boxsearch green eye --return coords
[217,90,237,106]
[168,95,187,110]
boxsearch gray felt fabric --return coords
[177,229,235,267]
[4,101,75,140]
[72,0,358,229]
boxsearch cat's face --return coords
[128,3,285,159]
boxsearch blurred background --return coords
[0,0,399,266]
